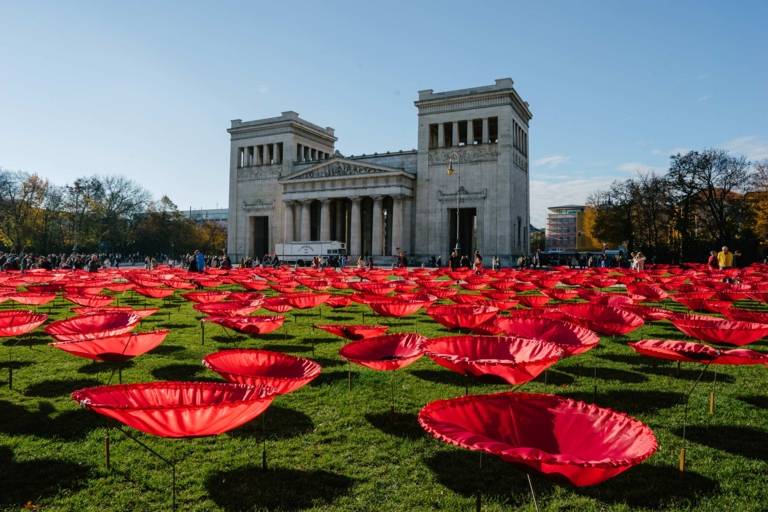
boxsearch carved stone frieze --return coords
[428,145,499,165]
[237,164,281,181]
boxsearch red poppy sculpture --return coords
[72,307,158,319]
[50,330,169,362]
[426,304,500,331]
[282,292,331,309]
[72,381,276,437]
[339,333,427,371]
[46,312,140,342]
[203,349,321,394]
[368,299,429,318]
[490,317,600,357]
[418,392,658,486]
[556,304,644,336]
[424,335,563,385]
[0,310,48,337]
[64,294,115,307]
[204,315,285,336]
[670,314,768,346]
[193,302,259,317]
[316,324,389,340]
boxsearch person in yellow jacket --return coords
[717,246,734,269]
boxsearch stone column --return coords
[402,197,412,254]
[283,201,295,242]
[335,200,345,242]
[300,200,311,241]
[467,120,474,145]
[438,123,445,148]
[452,121,460,146]
[349,197,362,257]
[320,199,331,241]
[391,195,403,255]
[371,196,384,256]
[297,144,302,162]
[482,118,489,144]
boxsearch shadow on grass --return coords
[312,357,345,369]
[160,323,195,330]
[229,405,314,440]
[533,369,575,386]
[736,395,768,409]
[210,334,248,344]
[672,425,768,461]
[151,364,217,381]
[261,344,312,353]
[77,360,134,376]
[0,446,92,507]
[638,365,735,383]
[205,466,353,511]
[409,369,483,388]
[595,353,647,366]
[0,361,33,370]
[558,365,648,384]
[0,400,104,440]
[426,450,718,509]
[424,449,542,508]
[150,344,186,356]
[577,463,719,508]
[322,315,355,322]
[365,411,423,440]
[25,378,102,398]
[310,370,351,387]
[558,390,686,414]
[2,335,51,347]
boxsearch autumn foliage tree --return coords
[0,168,226,257]
[587,150,766,263]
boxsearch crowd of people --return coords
[0,245,758,274]
[0,252,133,272]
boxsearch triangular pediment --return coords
[280,158,413,182]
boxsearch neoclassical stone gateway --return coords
[227,78,531,264]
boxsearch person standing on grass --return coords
[195,250,205,273]
[707,250,718,270]
[717,246,734,270]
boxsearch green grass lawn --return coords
[1,291,767,512]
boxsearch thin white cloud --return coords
[697,94,711,102]
[723,136,768,161]
[530,177,618,228]
[651,147,689,157]
[256,84,270,94]
[617,162,662,174]
[533,155,570,168]
[696,72,710,80]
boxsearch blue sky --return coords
[1,1,766,226]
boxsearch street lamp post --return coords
[447,152,460,253]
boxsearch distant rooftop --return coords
[229,111,336,138]
[548,205,586,211]
[417,78,516,101]
[415,78,531,119]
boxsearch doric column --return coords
[320,199,331,241]
[371,196,384,256]
[349,197,362,257]
[391,195,403,254]
[438,123,445,148]
[283,201,295,242]
[335,200,345,242]
[452,121,460,146]
[482,118,489,144]
[297,144,303,162]
[467,120,474,145]
[300,200,311,241]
